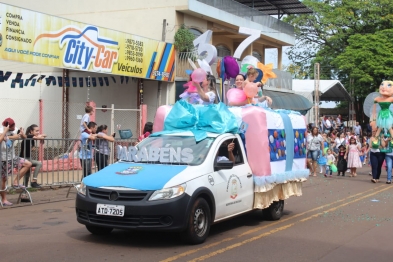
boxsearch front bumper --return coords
[76,186,191,231]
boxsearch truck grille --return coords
[88,188,148,201]
[76,209,171,227]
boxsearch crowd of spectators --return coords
[306,115,391,184]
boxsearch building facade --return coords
[0,0,297,137]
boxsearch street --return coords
[1,166,392,262]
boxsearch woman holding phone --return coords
[95,125,115,171]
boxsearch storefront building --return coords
[0,0,311,138]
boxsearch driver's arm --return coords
[227,142,235,163]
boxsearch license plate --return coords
[96,204,125,217]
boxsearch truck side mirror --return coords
[214,160,234,171]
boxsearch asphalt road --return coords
[1,166,393,262]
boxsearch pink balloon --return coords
[227,88,246,104]
[191,68,206,82]
[244,82,258,98]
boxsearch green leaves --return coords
[285,0,393,94]
[174,25,195,52]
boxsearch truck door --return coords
[213,137,254,220]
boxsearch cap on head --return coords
[2,118,15,127]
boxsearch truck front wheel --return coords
[264,200,284,220]
[185,198,211,244]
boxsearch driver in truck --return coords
[217,140,236,163]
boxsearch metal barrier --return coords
[1,137,139,205]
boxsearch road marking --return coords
[160,186,383,262]
[188,186,392,262]
[239,185,383,236]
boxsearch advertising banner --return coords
[0,3,175,81]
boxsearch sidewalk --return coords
[2,186,76,208]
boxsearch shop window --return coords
[252,51,262,62]
[189,28,202,38]
[216,45,231,58]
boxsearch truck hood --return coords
[83,162,192,191]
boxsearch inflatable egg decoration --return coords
[300,133,303,140]
[270,152,275,161]
[303,148,307,155]
[275,140,280,148]
[283,140,286,147]
[278,149,281,157]
[274,130,278,139]
[295,145,299,153]
[269,135,274,144]
[281,130,285,138]
[295,131,299,138]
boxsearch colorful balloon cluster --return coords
[293,129,307,158]
[268,129,287,161]
[268,129,307,161]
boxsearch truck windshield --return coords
[134,136,215,166]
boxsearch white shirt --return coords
[200,91,216,105]
[325,119,332,128]
[307,134,323,151]
[335,137,345,149]
[80,113,90,133]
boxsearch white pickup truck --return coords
[75,103,308,244]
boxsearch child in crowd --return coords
[345,136,362,177]
[324,149,336,177]
[138,122,153,141]
[80,105,94,133]
[337,145,347,176]
[360,142,369,165]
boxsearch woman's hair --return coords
[327,148,332,154]
[26,124,38,135]
[311,127,319,135]
[206,74,218,103]
[349,136,357,144]
[143,122,153,134]
[97,125,108,133]
[246,68,258,77]
[235,74,246,81]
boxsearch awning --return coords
[264,90,313,115]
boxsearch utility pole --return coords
[349,78,355,128]
[314,63,320,127]
[157,19,167,108]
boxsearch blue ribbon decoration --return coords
[151,100,238,142]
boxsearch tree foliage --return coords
[284,0,393,121]
[174,24,195,52]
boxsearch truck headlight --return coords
[77,182,86,196]
[149,184,187,201]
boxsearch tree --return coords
[284,0,393,122]
[174,25,195,52]
[283,63,309,79]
